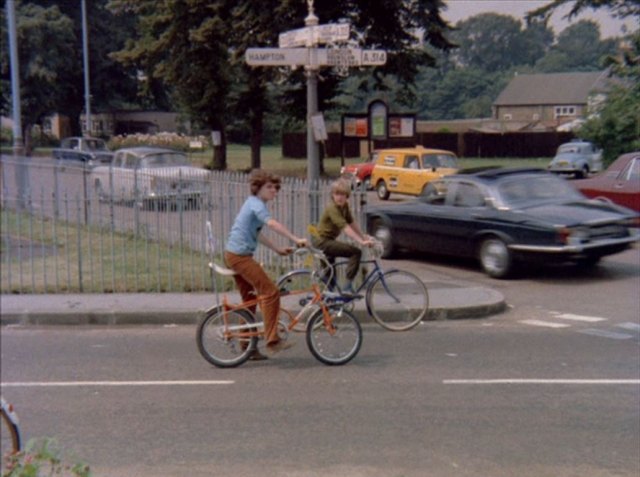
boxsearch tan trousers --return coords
[224,251,281,346]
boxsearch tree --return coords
[535,20,618,72]
[109,0,456,171]
[527,0,640,23]
[0,2,76,154]
[108,0,233,170]
[528,0,640,163]
[449,13,552,72]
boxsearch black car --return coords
[365,168,640,278]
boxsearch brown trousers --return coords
[224,251,281,345]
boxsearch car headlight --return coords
[558,227,590,244]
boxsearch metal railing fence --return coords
[0,155,366,294]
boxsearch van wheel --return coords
[376,181,390,200]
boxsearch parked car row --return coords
[52,136,114,167]
[90,147,210,210]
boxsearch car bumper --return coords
[509,232,640,254]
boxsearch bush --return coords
[108,132,211,152]
[3,438,91,477]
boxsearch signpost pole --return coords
[305,1,321,223]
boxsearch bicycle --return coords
[277,239,429,331]
[195,224,362,368]
[1,396,21,467]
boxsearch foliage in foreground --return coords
[2,438,91,477]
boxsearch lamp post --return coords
[7,0,23,156]
[81,0,91,136]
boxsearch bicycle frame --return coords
[210,281,338,342]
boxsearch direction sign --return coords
[279,23,350,48]
[361,50,387,66]
[246,47,387,68]
[245,48,310,66]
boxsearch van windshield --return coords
[421,154,457,169]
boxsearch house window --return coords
[554,106,577,118]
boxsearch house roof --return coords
[493,70,616,106]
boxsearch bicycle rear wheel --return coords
[366,270,429,331]
[1,401,21,466]
[196,306,257,368]
[306,307,362,365]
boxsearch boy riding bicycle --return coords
[224,169,307,358]
[313,178,375,296]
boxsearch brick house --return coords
[492,70,619,129]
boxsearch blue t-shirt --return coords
[225,196,271,255]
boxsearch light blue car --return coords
[548,140,603,178]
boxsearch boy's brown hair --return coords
[249,169,281,195]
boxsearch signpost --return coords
[245,0,387,221]
[245,48,387,67]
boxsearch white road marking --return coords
[519,319,570,328]
[617,322,640,332]
[1,380,234,387]
[578,329,634,340]
[444,379,640,385]
[554,313,606,323]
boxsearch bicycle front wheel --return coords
[196,306,257,368]
[306,307,362,365]
[366,270,429,331]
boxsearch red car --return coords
[340,152,377,190]
[574,151,640,212]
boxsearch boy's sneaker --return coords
[265,340,295,356]
[342,282,357,297]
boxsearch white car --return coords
[547,140,603,178]
[90,147,210,210]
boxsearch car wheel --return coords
[576,165,589,179]
[363,176,371,190]
[478,237,512,279]
[376,181,390,200]
[370,219,394,258]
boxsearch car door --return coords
[430,181,490,256]
[397,154,421,194]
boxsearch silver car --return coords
[90,147,210,210]
[548,140,603,178]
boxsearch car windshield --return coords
[86,139,108,151]
[140,153,189,168]
[497,174,584,206]
[557,144,583,154]
[421,154,457,169]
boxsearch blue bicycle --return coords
[277,242,429,331]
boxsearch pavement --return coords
[0,269,506,326]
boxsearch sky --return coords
[441,0,638,38]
